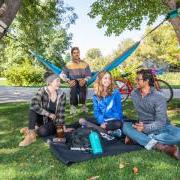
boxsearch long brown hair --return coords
[94,71,114,98]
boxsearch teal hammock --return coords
[29,8,179,86]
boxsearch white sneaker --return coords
[82,105,88,113]
[70,105,77,114]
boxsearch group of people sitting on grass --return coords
[19,47,180,160]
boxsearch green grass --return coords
[0,78,9,86]
[158,72,180,89]
[0,100,180,179]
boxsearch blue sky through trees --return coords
[65,0,163,58]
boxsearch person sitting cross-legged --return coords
[82,71,123,136]
[123,69,180,159]
[19,72,73,147]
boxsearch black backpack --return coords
[69,127,97,150]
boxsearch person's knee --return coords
[123,122,133,135]
[37,127,48,137]
[176,131,180,143]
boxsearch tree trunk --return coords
[169,17,180,43]
[163,0,180,43]
[0,0,22,39]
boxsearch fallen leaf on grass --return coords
[119,163,125,169]
[87,176,100,180]
[119,162,129,169]
[133,167,139,174]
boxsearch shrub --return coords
[4,61,45,86]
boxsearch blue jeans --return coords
[123,122,180,150]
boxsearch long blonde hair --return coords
[94,71,114,98]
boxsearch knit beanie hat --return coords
[44,72,59,84]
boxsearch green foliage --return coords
[0,0,77,74]
[4,61,45,86]
[109,39,141,82]
[64,52,71,63]
[86,55,112,72]
[159,72,180,88]
[137,24,180,67]
[89,0,167,36]
[85,48,102,59]
[85,38,141,79]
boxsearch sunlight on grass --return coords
[0,100,179,179]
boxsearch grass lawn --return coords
[0,100,180,179]
[0,78,9,86]
[159,72,180,89]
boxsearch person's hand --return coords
[68,80,76,87]
[101,123,107,129]
[133,122,144,132]
[79,79,86,87]
[49,113,56,120]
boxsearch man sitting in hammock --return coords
[60,47,91,114]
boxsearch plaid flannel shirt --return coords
[30,87,66,125]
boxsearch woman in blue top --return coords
[91,71,123,131]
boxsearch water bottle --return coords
[89,131,103,155]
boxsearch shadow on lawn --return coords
[0,100,180,179]
[0,145,180,179]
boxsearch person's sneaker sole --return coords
[19,138,36,147]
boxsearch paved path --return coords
[0,86,179,103]
[0,87,94,103]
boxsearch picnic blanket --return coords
[46,135,142,165]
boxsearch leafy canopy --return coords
[88,0,167,36]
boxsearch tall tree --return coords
[89,0,180,43]
[0,0,77,69]
[137,24,180,67]
[85,48,102,59]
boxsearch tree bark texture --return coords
[163,0,180,43]
[0,0,22,39]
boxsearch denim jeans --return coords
[123,122,180,150]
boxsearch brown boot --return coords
[125,136,134,145]
[20,127,29,136]
[19,130,36,147]
[154,143,180,160]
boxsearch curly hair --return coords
[93,71,114,98]
[136,69,154,86]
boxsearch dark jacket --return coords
[30,87,66,125]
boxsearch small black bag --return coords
[69,127,94,150]
[68,127,117,152]
[69,127,108,152]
